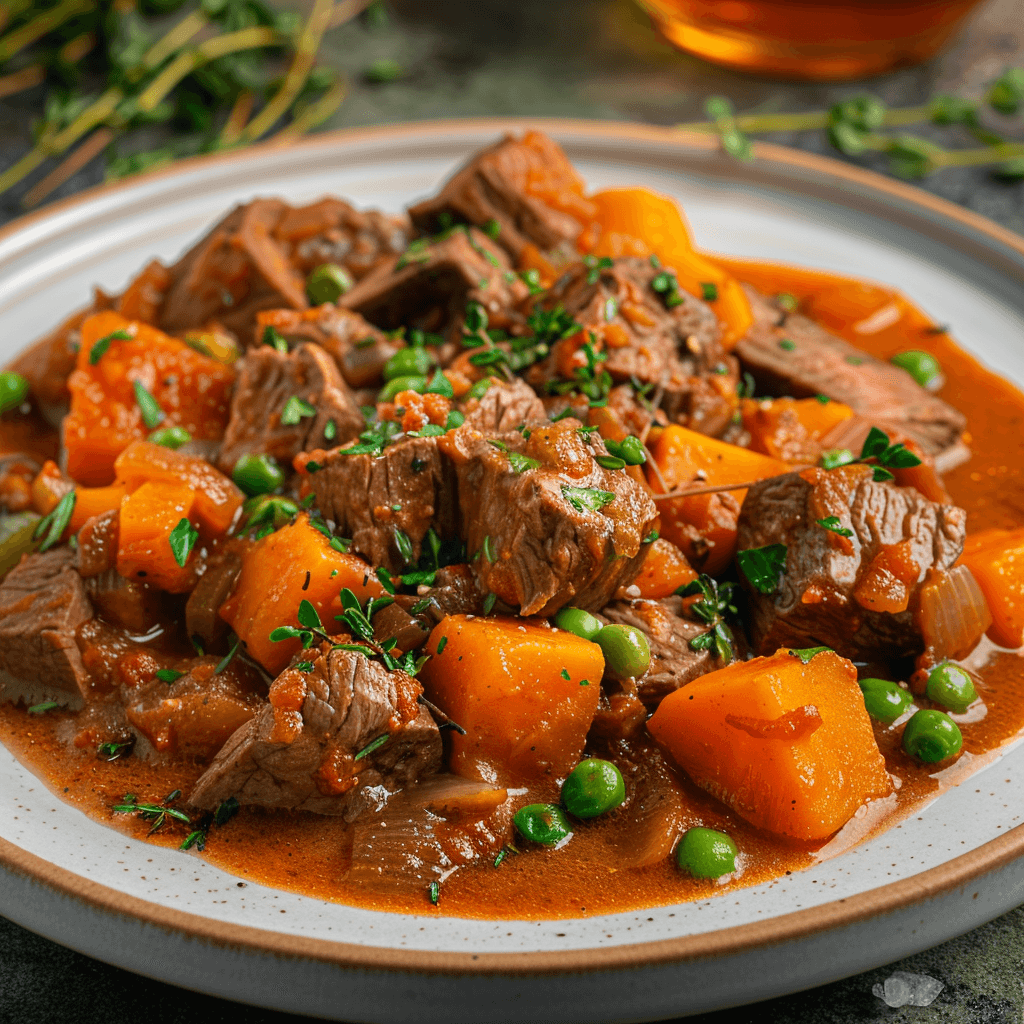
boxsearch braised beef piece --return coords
[217,342,363,474]
[527,258,738,437]
[185,550,243,651]
[255,305,401,388]
[598,595,733,704]
[85,571,165,635]
[189,643,441,817]
[371,564,487,653]
[303,434,458,573]
[77,510,119,578]
[461,377,545,433]
[734,286,967,469]
[341,226,529,340]
[440,418,658,616]
[736,463,966,661]
[272,197,410,279]
[408,131,594,263]
[0,549,93,697]
[124,655,266,761]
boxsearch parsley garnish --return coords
[169,518,198,568]
[297,600,323,630]
[429,880,440,905]
[700,281,719,302]
[324,419,337,442]
[425,369,454,398]
[132,380,165,429]
[27,701,60,714]
[112,792,190,835]
[395,528,414,565]
[436,636,448,654]
[778,338,796,351]
[680,575,737,661]
[816,516,853,538]
[262,325,289,353]
[737,544,788,594]
[354,734,390,761]
[88,328,132,365]
[98,740,134,761]
[484,218,501,239]
[281,395,316,426]
[651,270,684,309]
[561,485,616,514]
[820,448,855,470]
[156,668,184,684]
[789,646,833,663]
[584,255,614,285]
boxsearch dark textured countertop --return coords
[2,2,1024,1021]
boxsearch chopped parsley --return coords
[561,485,616,514]
[789,646,833,664]
[262,325,289,353]
[132,380,165,429]
[650,270,684,309]
[737,544,788,595]
[156,668,184,684]
[816,516,853,538]
[436,635,448,654]
[584,255,614,285]
[169,518,199,568]
[700,281,718,302]
[88,328,132,365]
[281,395,316,426]
[27,701,60,714]
[778,338,796,351]
[680,575,737,661]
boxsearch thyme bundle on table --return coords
[688,71,1024,181]
[0,0,388,207]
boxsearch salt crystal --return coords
[872,971,943,1008]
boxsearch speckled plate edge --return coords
[2,117,1024,1021]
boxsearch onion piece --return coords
[918,565,992,661]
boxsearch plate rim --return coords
[2,114,1024,976]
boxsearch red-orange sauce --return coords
[3,260,1024,919]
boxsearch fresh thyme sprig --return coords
[681,73,1024,181]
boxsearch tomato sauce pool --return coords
[3,259,1024,920]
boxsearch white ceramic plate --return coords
[3,119,1024,1024]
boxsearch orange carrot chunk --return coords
[64,311,233,486]
[647,648,892,841]
[419,615,604,787]
[647,424,789,577]
[116,480,198,594]
[631,538,697,599]
[960,528,1024,649]
[114,440,243,536]
[218,513,383,675]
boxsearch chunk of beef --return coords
[440,418,658,616]
[76,510,119,578]
[124,655,266,761]
[272,197,410,278]
[461,377,545,433]
[189,644,442,817]
[217,342,363,474]
[598,595,733,704]
[302,435,458,573]
[734,286,967,468]
[256,305,401,388]
[0,549,92,697]
[341,226,529,339]
[85,570,165,634]
[527,258,738,437]
[185,550,242,651]
[736,463,966,661]
[409,131,596,262]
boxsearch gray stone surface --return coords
[2,1,1024,1021]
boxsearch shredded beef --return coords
[736,463,966,660]
[0,549,93,697]
[189,644,441,817]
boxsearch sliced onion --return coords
[918,565,992,661]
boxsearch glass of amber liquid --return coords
[641,0,988,81]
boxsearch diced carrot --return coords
[646,424,789,576]
[586,188,752,348]
[114,440,243,536]
[64,311,233,485]
[31,460,127,536]
[117,480,198,593]
[218,513,383,675]
[647,648,892,841]
[741,397,853,463]
[419,615,604,787]
[960,528,1024,649]
[631,538,697,599]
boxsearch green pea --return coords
[0,372,29,414]
[604,436,647,466]
[858,677,913,724]
[383,346,435,382]
[554,606,603,642]
[514,803,573,846]
[561,759,626,819]
[378,375,428,403]
[675,827,737,879]
[925,661,977,713]
[596,623,651,678]
[891,350,942,389]
[232,453,285,496]
[902,709,963,763]
[148,425,192,450]
[306,263,353,305]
